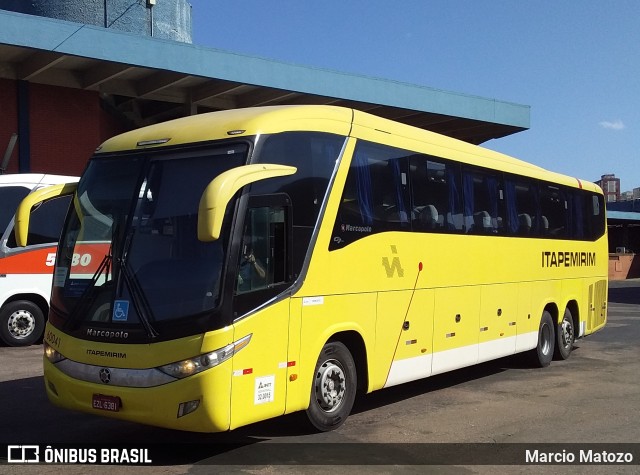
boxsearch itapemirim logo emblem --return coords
[99,368,111,384]
[382,245,404,278]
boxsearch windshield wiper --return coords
[119,258,159,339]
[118,229,159,340]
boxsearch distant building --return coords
[621,191,634,201]
[596,174,621,202]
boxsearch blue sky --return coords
[188,1,640,191]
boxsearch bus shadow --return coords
[351,354,524,417]
[0,375,263,463]
[0,351,543,466]
[608,284,640,305]
[233,352,536,440]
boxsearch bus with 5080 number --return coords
[0,173,78,346]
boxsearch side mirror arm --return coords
[197,164,296,241]
[14,182,78,247]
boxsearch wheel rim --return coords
[315,359,347,413]
[7,309,36,340]
[540,323,552,355]
[560,316,574,349]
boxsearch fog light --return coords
[177,399,200,418]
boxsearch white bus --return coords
[0,173,78,346]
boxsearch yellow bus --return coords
[18,106,607,433]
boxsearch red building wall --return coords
[0,78,19,174]
[1,80,124,176]
[29,84,124,175]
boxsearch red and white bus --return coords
[0,173,78,346]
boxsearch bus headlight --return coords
[44,343,66,364]
[158,334,252,379]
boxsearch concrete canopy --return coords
[0,9,530,144]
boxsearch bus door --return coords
[229,195,294,429]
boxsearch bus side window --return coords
[410,156,463,233]
[540,185,568,238]
[462,168,504,235]
[587,192,606,241]
[330,141,410,250]
[504,179,539,237]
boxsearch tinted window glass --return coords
[327,142,606,245]
[331,141,409,250]
[504,179,539,236]
[462,168,504,234]
[588,193,606,240]
[6,194,71,247]
[410,157,463,232]
[253,132,344,227]
[236,205,288,294]
[0,186,30,232]
[129,151,245,321]
[253,132,345,275]
[540,185,568,238]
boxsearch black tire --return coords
[306,341,357,432]
[0,300,45,347]
[530,310,555,368]
[554,308,575,360]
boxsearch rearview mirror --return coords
[197,164,296,241]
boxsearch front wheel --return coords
[554,308,575,360]
[529,310,555,368]
[306,341,357,432]
[0,300,45,347]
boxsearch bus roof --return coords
[96,105,601,194]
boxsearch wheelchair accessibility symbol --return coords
[113,300,130,322]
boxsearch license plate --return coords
[92,394,121,412]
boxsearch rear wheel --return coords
[530,310,555,367]
[554,308,575,360]
[0,300,45,347]
[306,341,357,432]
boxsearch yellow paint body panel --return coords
[295,292,377,406]
[229,300,290,430]
[479,284,518,344]
[374,289,434,389]
[96,106,353,153]
[431,286,481,374]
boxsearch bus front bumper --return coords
[43,358,232,433]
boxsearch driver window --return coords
[236,205,288,294]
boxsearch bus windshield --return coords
[50,143,247,336]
